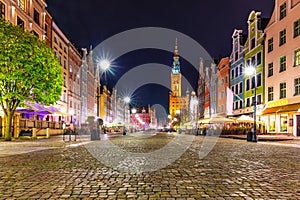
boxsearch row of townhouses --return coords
[0,0,135,137]
[197,0,300,136]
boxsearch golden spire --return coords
[174,38,178,55]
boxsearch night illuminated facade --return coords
[262,0,300,136]
[169,39,190,124]
[0,0,47,40]
[230,29,246,116]
[52,22,69,122]
[243,11,269,117]
[217,57,230,117]
[68,43,82,125]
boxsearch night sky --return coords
[46,0,275,113]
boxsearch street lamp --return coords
[245,64,257,142]
[94,59,111,140]
[123,96,131,134]
[96,59,111,117]
[131,108,137,131]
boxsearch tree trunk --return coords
[4,112,13,141]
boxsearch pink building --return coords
[217,57,230,117]
[263,0,300,136]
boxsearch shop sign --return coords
[267,99,288,108]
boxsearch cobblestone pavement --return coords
[0,133,299,199]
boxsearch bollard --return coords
[32,128,37,139]
[46,128,50,138]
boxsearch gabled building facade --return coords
[210,63,218,117]
[80,48,88,124]
[230,29,246,116]
[217,57,230,117]
[262,0,300,136]
[243,11,268,117]
[197,58,205,119]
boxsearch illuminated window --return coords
[268,38,273,52]
[279,56,286,72]
[0,2,5,19]
[280,82,286,99]
[268,86,274,101]
[269,116,276,132]
[268,63,273,77]
[294,77,300,96]
[279,29,286,46]
[18,0,26,11]
[294,19,300,38]
[280,2,286,20]
[280,115,287,132]
[294,49,300,66]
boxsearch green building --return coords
[243,11,269,116]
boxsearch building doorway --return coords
[297,115,300,136]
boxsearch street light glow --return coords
[131,108,137,114]
[124,96,131,104]
[99,59,111,71]
[245,65,256,76]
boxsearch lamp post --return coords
[131,108,137,132]
[245,65,257,142]
[94,59,111,140]
[123,96,130,134]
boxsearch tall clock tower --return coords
[171,38,182,97]
[169,39,185,118]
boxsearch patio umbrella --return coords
[198,117,236,124]
[210,116,236,123]
[198,118,211,124]
[236,115,255,123]
[236,115,264,124]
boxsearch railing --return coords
[19,118,63,129]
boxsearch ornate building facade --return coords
[262,0,300,136]
[217,57,230,117]
[169,39,190,125]
[230,29,246,116]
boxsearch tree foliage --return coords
[0,18,63,140]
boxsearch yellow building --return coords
[52,22,69,122]
[100,85,112,124]
[169,39,190,125]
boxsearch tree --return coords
[0,18,63,141]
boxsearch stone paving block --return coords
[0,135,299,199]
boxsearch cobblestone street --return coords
[0,133,299,199]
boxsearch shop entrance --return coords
[297,115,300,136]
